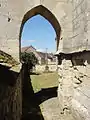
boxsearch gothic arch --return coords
[19,5,61,60]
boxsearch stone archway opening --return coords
[19,5,61,119]
[19,5,61,61]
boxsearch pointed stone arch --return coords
[19,5,61,60]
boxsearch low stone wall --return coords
[58,51,90,120]
[0,64,22,120]
[35,64,57,72]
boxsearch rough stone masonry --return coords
[57,0,90,120]
[0,0,90,120]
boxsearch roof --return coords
[47,53,56,59]
[21,45,36,53]
[37,52,46,59]
[21,46,55,59]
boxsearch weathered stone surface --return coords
[0,64,22,120]
[0,0,75,61]
[35,64,57,72]
[0,0,90,120]
[0,0,90,58]
[58,51,90,120]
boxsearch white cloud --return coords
[37,49,45,52]
[21,39,35,43]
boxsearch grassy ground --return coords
[31,71,58,93]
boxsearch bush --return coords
[21,52,38,71]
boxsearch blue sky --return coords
[21,15,56,53]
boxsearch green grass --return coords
[31,72,58,93]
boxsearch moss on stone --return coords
[0,50,18,66]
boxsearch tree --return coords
[21,52,38,71]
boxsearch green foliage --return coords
[21,52,38,69]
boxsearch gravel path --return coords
[40,97,74,120]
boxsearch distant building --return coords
[21,46,56,65]
[47,53,56,65]
[21,46,45,64]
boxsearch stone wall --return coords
[58,1,90,119]
[0,0,73,61]
[35,64,57,72]
[0,64,22,120]
[58,51,90,120]
[1,0,90,120]
[72,0,88,52]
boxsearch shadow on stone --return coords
[0,64,58,120]
[21,64,58,120]
[35,86,58,105]
[0,64,21,119]
[21,64,44,120]
[0,64,19,86]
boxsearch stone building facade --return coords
[0,0,90,120]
